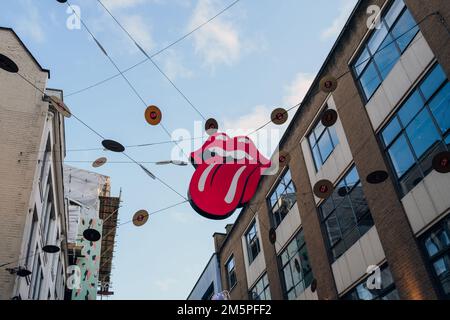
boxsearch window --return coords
[319,166,374,261]
[308,108,340,171]
[25,207,38,269]
[267,169,297,227]
[41,184,54,245]
[380,64,450,196]
[352,0,419,100]
[30,250,42,300]
[343,265,400,300]
[39,135,51,195]
[226,256,237,290]
[279,229,313,300]
[245,221,261,264]
[202,283,215,300]
[421,214,450,299]
[249,273,271,300]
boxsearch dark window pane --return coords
[381,289,400,300]
[382,117,402,146]
[350,185,370,220]
[388,135,415,177]
[398,90,423,125]
[374,34,400,79]
[392,9,419,52]
[425,229,450,257]
[325,214,341,247]
[360,61,381,99]
[406,109,440,158]
[336,198,357,235]
[429,82,450,133]
[420,64,446,100]
[311,145,322,169]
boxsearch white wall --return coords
[301,95,354,204]
[274,205,302,254]
[402,170,450,235]
[331,226,385,294]
[365,32,435,131]
[241,216,267,288]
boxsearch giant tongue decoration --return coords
[188,133,271,220]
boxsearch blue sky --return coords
[1,0,357,299]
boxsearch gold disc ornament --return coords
[205,118,218,135]
[133,210,149,227]
[313,179,334,199]
[278,151,291,167]
[92,157,107,168]
[145,105,162,126]
[271,108,288,125]
[319,76,338,93]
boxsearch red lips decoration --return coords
[188,133,271,220]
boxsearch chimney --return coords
[225,224,234,234]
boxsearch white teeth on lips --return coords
[206,146,254,161]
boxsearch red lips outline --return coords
[188,133,271,220]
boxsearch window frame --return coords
[249,273,271,301]
[420,214,450,299]
[319,165,374,262]
[225,255,237,291]
[307,107,340,172]
[278,229,313,300]
[245,220,261,265]
[351,0,420,102]
[379,63,450,197]
[266,168,297,228]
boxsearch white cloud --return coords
[188,0,241,68]
[155,278,177,292]
[222,72,314,156]
[161,50,193,80]
[101,0,148,10]
[283,73,315,107]
[121,14,154,51]
[16,0,45,43]
[321,0,357,40]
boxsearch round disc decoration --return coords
[366,170,389,184]
[17,269,32,278]
[278,151,290,167]
[432,151,450,173]
[133,210,149,227]
[92,157,107,168]
[337,186,348,197]
[311,278,318,293]
[57,0,68,3]
[271,108,288,125]
[0,53,19,73]
[102,139,125,153]
[83,229,101,242]
[205,118,218,135]
[48,96,71,118]
[269,228,277,244]
[42,245,60,254]
[145,105,162,126]
[321,109,338,127]
[319,75,338,93]
[313,179,334,199]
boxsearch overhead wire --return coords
[64,0,243,98]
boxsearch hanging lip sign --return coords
[188,133,272,220]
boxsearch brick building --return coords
[0,27,69,300]
[195,0,450,300]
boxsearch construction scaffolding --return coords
[97,196,120,298]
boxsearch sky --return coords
[1,0,358,299]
